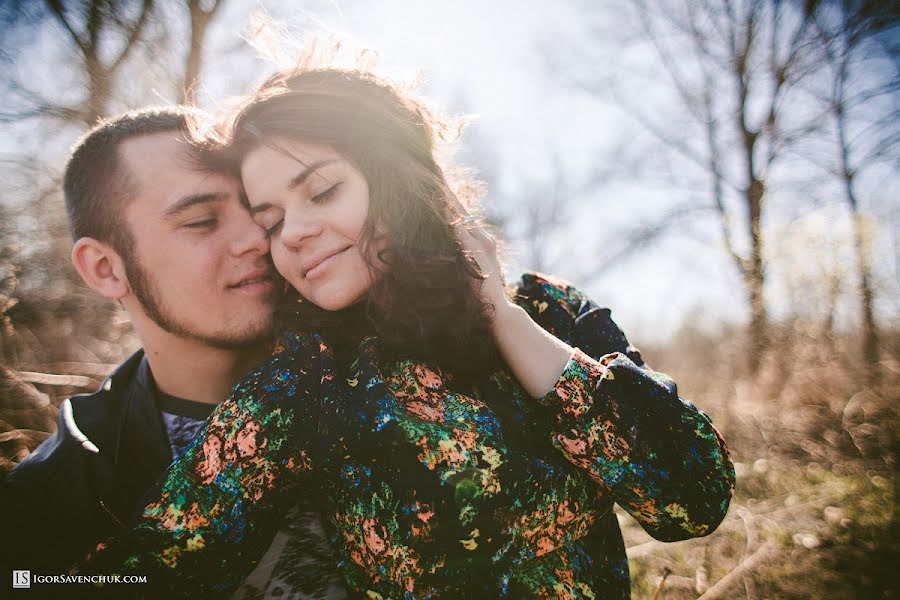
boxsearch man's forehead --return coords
[119,132,239,213]
[119,131,204,177]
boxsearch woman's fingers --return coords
[448,195,508,311]
[446,187,472,219]
[454,216,493,268]
[453,219,507,311]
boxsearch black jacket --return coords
[0,351,173,574]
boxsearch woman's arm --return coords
[490,299,574,398]
[509,273,734,541]
[453,213,574,398]
[71,333,323,596]
[459,207,733,541]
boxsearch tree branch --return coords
[44,0,86,54]
[577,203,718,283]
[109,0,154,73]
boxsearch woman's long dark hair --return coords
[203,68,500,377]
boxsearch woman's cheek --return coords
[272,247,301,291]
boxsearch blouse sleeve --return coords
[512,272,735,542]
[71,332,324,597]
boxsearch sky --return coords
[205,0,897,341]
[197,0,752,341]
[2,0,897,343]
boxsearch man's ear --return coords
[71,237,130,300]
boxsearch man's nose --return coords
[233,215,270,256]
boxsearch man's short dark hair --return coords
[62,106,205,253]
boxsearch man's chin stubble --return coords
[125,259,276,350]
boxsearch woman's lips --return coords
[304,247,350,279]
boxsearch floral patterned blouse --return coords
[79,273,735,598]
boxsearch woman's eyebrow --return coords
[249,202,274,215]
[288,159,338,190]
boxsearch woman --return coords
[80,67,734,598]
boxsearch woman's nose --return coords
[280,206,321,249]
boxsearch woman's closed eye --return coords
[251,207,284,238]
[311,183,340,204]
[255,183,340,237]
[261,218,283,237]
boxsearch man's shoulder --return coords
[5,350,148,480]
[67,349,147,430]
[0,350,151,571]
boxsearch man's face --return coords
[117,132,278,348]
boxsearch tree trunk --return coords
[746,178,767,373]
[851,213,879,369]
[178,0,221,104]
[85,61,111,125]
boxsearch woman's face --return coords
[241,138,377,311]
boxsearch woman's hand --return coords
[456,220,507,308]
[450,203,514,323]
[449,197,573,398]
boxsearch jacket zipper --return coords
[98,498,127,529]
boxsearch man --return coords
[0,108,345,598]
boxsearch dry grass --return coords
[1,321,897,598]
[627,326,899,600]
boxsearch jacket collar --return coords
[115,353,173,469]
[113,352,175,523]
[71,350,173,525]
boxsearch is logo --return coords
[12,570,30,589]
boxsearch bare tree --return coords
[566,0,836,372]
[40,0,154,125]
[2,0,232,123]
[0,0,238,370]
[0,1,154,367]
[815,0,899,370]
[178,0,225,103]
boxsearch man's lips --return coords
[302,245,352,278]
[228,269,275,291]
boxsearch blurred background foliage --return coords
[0,1,897,598]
